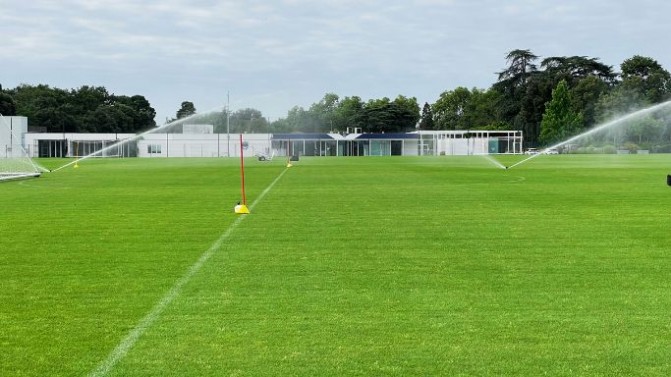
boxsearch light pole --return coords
[226,92,231,157]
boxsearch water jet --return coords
[507,100,671,170]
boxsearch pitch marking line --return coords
[89,168,289,377]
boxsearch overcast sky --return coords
[2,0,670,125]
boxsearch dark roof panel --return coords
[356,133,419,139]
[272,133,333,140]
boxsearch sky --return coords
[2,0,671,125]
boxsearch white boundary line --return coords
[89,168,289,377]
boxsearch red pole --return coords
[239,134,247,205]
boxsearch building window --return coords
[148,144,162,154]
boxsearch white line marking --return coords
[89,168,288,377]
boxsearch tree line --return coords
[0,84,156,133]
[2,49,671,149]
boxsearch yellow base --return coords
[234,204,250,214]
[74,164,79,169]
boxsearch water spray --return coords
[50,105,227,172]
[507,100,671,170]
[481,154,508,170]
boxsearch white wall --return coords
[137,133,272,158]
[0,116,28,157]
[403,139,419,156]
[23,132,136,157]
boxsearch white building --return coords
[137,132,272,158]
[15,119,523,158]
[23,132,136,158]
[415,130,523,155]
[0,116,28,158]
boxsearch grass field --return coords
[2,154,671,376]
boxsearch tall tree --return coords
[496,49,539,87]
[113,94,156,130]
[539,79,583,145]
[468,88,505,129]
[336,96,365,132]
[492,49,541,138]
[418,102,434,130]
[541,56,616,84]
[231,108,267,133]
[433,87,472,130]
[363,97,395,133]
[620,55,671,103]
[176,101,197,119]
[569,75,610,128]
[309,93,340,132]
[391,95,420,132]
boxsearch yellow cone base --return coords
[74,164,79,169]
[286,163,293,168]
[234,204,250,214]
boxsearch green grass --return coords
[2,154,671,376]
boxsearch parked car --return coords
[544,148,559,155]
[524,148,539,155]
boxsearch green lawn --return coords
[2,155,671,376]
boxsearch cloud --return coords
[3,0,671,121]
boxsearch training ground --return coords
[2,154,671,376]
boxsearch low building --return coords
[18,122,523,158]
[137,132,272,158]
[415,130,524,155]
[23,132,137,158]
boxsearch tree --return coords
[492,49,541,139]
[7,84,156,133]
[113,95,157,130]
[541,56,615,84]
[432,88,501,130]
[539,79,583,145]
[229,108,267,133]
[176,101,197,119]
[569,75,610,128]
[496,49,539,87]
[594,85,650,147]
[433,87,472,130]
[620,55,671,103]
[390,95,420,132]
[309,93,340,132]
[336,96,365,132]
[360,96,419,133]
[418,102,434,130]
[0,92,16,115]
[84,104,133,133]
[468,88,505,129]
[71,86,110,114]
[363,97,394,133]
